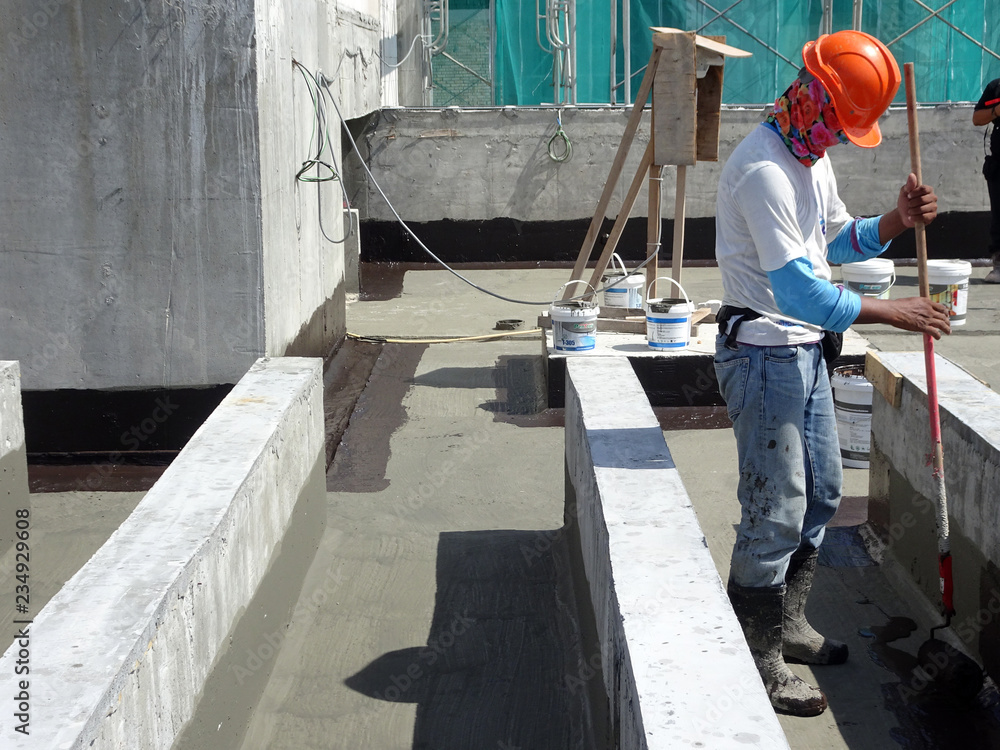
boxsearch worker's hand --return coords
[896,173,939,228]
[856,296,951,338]
[890,297,952,338]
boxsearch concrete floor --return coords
[0,490,145,654]
[324,262,1000,750]
[19,262,999,748]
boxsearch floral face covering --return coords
[765,75,848,167]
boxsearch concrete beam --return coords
[0,357,325,748]
[0,362,29,558]
[356,106,988,224]
[564,357,789,750]
[867,351,1000,677]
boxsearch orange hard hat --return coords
[802,30,901,148]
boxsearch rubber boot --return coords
[728,580,828,716]
[783,551,848,665]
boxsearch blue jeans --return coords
[714,336,842,588]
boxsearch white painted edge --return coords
[0,357,324,749]
[566,357,789,750]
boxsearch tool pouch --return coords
[820,330,843,368]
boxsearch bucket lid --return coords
[647,297,691,313]
[844,257,894,273]
[551,299,599,315]
[926,259,972,276]
[603,273,644,287]
[831,364,871,386]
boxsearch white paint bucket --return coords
[602,254,644,309]
[645,276,693,351]
[841,258,895,299]
[928,260,971,327]
[550,281,599,353]
[831,364,873,469]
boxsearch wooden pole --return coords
[563,46,663,299]
[585,141,655,297]
[646,164,662,299]
[671,165,687,285]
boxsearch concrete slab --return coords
[0,491,145,655]
[665,425,1000,749]
[565,357,789,749]
[174,341,592,750]
[0,357,325,749]
[0,362,29,558]
[173,265,1000,750]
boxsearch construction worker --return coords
[714,30,951,717]
[973,76,1000,283]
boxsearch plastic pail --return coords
[831,365,873,469]
[550,281,599,353]
[928,260,971,327]
[602,253,644,309]
[841,258,895,299]
[645,276,693,350]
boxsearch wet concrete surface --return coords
[180,263,1000,748]
[206,339,595,750]
[0,490,145,654]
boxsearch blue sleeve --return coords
[767,257,862,332]
[827,216,889,264]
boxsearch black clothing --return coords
[975,78,1000,264]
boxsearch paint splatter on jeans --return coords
[714,337,842,587]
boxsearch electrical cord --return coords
[376,33,430,70]
[299,61,664,306]
[547,109,572,162]
[347,328,543,344]
[293,60,354,244]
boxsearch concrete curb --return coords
[0,357,325,749]
[868,351,1000,678]
[1,362,29,559]
[564,357,789,749]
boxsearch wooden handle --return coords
[904,63,930,299]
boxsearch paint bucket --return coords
[550,281,600,353]
[601,253,644,309]
[927,260,971,327]
[645,276,693,350]
[841,258,895,299]
[831,364,873,469]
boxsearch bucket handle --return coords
[611,253,629,279]
[553,279,597,305]
[645,276,692,311]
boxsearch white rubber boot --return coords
[728,580,828,717]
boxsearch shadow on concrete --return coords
[800,536,1000,750]
[345,529,598,750]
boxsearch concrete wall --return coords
[354,104,989,223]
[867,352,1000,679]
[0,0,390,391]
[0,357,325,749]
[0,363,30,559]
[564,356,789,750]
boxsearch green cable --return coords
[547,111,572,162]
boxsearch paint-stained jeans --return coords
[714,337,842,588]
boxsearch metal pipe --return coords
[610,0,616,104]
[623,0,630,103]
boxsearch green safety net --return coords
[488,0,1000,106]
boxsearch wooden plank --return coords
[696,56,724,162]
[651,27,752,58]
[563,46,663,299]
[646,163,662,300]
[586,142,655,297]
[652,31,697,166]
[865,350,902,409]
[671,165,687,285]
